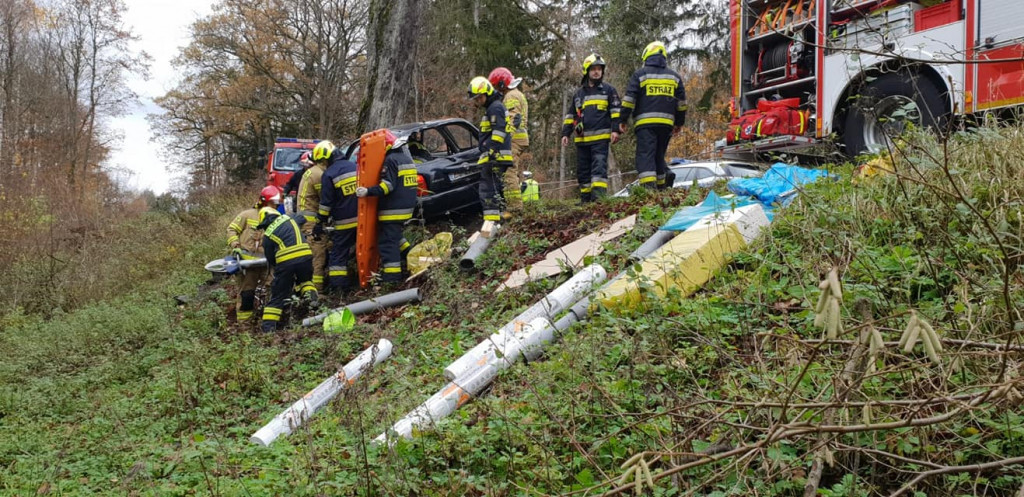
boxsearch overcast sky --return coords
[106,1,213,195]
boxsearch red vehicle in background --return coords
[265,137,319,191]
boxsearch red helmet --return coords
[299,151,312,166]
[260,185,282,205]
[384,129,397,147]
[488,67,514,91]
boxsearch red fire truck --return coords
[265,137,319,191]
[720,0,1024,156]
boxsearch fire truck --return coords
[265,137,319,191]
[720,0,1024,156]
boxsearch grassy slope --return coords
[2,127,1024,496]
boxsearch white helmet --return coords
[522,171,533,179]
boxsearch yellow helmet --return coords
[642,41,667,62]
[582,54,606,75]
[311,140,335,162]
[467,76,494,98]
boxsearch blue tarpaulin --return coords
[726,163,831,206]
[660,163,830,232]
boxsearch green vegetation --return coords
[3,127,1024,495]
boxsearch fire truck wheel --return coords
[842,72,947,156]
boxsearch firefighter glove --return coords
[355,186,368,197]
[230,247,244,258]
[312,223,325,238]
[512,114,522,129]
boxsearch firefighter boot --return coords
[261,320,277,333]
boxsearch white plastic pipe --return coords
[443,264,606,380]
[375,298,590,444]
[460,223,501,271]
[250,339,393,446]
[302,289,422,327]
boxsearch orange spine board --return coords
[356,129,387,288]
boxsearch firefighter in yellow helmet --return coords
[225,186,281,322]
[468,76,513,222]
[561,53,622,201]
[621,41,686,189]
[256,206,317,333]
[489,67,529,214]
[296,140,333,291]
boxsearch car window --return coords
[273,148,307,172]
[724,163,761,177]
[444,123,477,152]
[675,168,696,183]
[420,128,447,155]
[691,168,717,180]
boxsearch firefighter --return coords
[225,186,281,322]
[297,140,333,291]
[561,54,622,201]
[283,151,312,212]
[407,131,432,163]
[520,171,540,202]
[355,129,416,283]
[467,76,513,222]
[318,145,359,293]
[256,206,317,333]
[489,67,529,213]
[621,41,686,189]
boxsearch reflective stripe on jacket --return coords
[621,54,687,129]
[504,88,529,145]
[367,148,418,223]
[296,163,326,223]
[262,214,311,265]
[319,154,359,230]
[561,82,622,143]
[226,208,264,257]
[478,96,514,165]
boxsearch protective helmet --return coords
[467,76,494,98]
[384,129,397,147]
[260,185,282,205]
[642,41,667,62]
[488,67,514,91]
[311,140,335,162]
[522,171,533,179]
[299,151,312,166]
[582,54,606,75]
[257,206,280,225]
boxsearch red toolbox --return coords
[914,0,962,32]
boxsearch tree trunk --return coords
[358,0,425,132]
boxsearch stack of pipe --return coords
[375,265,606,443]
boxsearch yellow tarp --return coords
[596,223,746,311]
[407,232,453,275]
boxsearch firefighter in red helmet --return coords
[225,186,282,322]
[489,67,529,214]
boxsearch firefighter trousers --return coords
[235,266,267,322]
[479,162,509,221]
[378,222,408,282]
[262,257,316,330]
[576,140,610,200]
[327,228,356,292]
[635,125,673,188]
[502,141,529,211]
[301,224,329,291]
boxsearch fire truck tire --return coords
[842,72,947,156]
